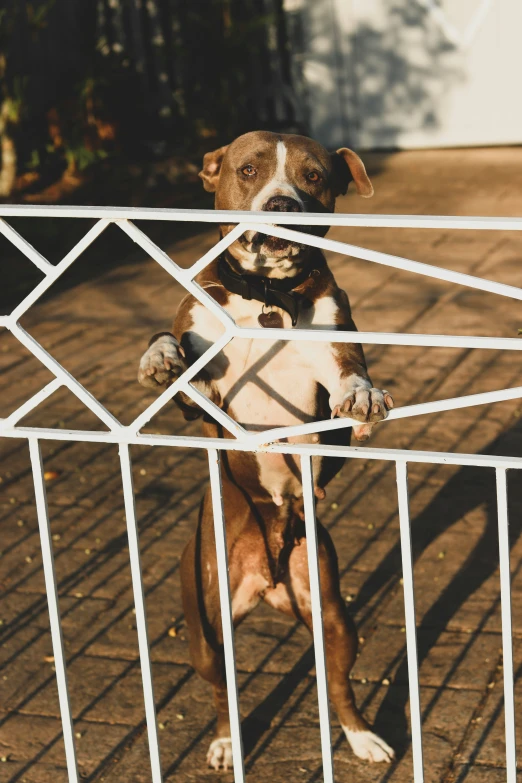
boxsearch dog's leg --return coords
[181,486,265,772]
[264,524,395,763]
[137,331,220,420]
[329,375,394,442]
[181,538,233,770]
[180,519,233,771]
[307,305,394,441]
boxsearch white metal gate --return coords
[1,205,522,783]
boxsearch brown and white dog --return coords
[138,131,395,769]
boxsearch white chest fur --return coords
[189,292,339,425]
[187,291,342,502]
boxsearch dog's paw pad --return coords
[343,728,395,763]
[207,737,233,771]
[138,335,185,388]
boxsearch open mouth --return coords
[256,233,303,254]
[242,227,312,258]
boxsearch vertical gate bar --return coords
[29,439,79,783]
[119,444,163,783]
[495,468,517,782]
[395,460,424,783]
[207,449,246,783]
[301,455,335,783]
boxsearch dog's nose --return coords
[263,195,302,212]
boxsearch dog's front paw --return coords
[138,333,186,389]
[207,737,233,771]
[332,387,394,442]
[343,728,395,763]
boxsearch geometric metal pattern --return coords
[1,204,521,783]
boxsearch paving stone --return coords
[353,625,502,691]
[453,764,519,783]
[76,661,188,727]
[234,608,311,676]
[18,656,130,721]
[85,576,186,663]
[40,719,130,778]
[0,713,126,777]
[459,639,522,768]
[0,760,68,783]
[0,627,62,712]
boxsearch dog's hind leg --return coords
[180,511,233,771]
[180,485,266,772]
[263,524,395,764]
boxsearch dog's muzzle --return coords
[264,195,302,213]
[247,195,309,256]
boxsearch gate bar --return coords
[301,455,335,783]
[119,444,163,783]
[396,461,424,783]
[207,449,245,782]
[495,468,517,782]
[29,439,79,783]
[1,204,522,231]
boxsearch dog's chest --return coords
[189,292,339,503]
[190,292,337,428]
[222,337,315,427]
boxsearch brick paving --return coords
[1,147,522,783]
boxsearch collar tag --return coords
[217,255,310,327]
[258,309,284,328]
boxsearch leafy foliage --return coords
[0,0,296,200]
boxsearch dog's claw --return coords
[333,386,394,432]
[383,391,394,410]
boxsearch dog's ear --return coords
[330,148,374,198]
[199,145,229,192]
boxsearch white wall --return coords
[284,0,522,149]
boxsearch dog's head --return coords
[199,130,373,277]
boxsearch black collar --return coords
[217,255,313,326]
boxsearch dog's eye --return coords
[307,171,321,183]
[241,164,257,177]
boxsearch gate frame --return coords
[1,204,521,783]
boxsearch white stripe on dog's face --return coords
[249,141,304,212]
